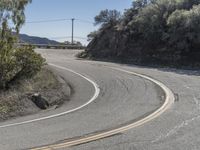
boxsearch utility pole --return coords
[71,18,75,45]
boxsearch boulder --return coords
[31,93,49,110]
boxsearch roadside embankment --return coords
[0,66,71,122]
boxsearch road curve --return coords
[0,63,100,129]
[1,49,199,150]
[32,65,174,150]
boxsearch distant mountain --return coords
[19,33,60,45]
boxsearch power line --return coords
[76,19,94,24]
[26,18,71,24]
[25,18,94,24]
[24,18,92,43]
[74,36,88,40]
[50,36,87,40]
[49,36,71,39]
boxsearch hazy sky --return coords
[21,0,133,45]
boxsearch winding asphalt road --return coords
[0,49,199,150]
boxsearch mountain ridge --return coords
[19,33,60,45]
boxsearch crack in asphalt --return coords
[152,114,200,143]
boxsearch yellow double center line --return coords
[32,67,175,150]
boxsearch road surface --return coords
[0,49,199,150]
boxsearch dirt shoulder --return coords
[0,66,71,122]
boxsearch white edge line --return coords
[0,63,100,129]
[34,66,175,149]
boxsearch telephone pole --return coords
[71,18,75,45]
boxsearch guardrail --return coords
[18,43,86,50]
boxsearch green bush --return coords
[0,0,39,89]
[86,0,200,66]
[0,24,45,89]
[0,44,45,89]
[13,46,46,82]
[0,45,45,89]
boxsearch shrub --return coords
[0,0,45,89]
[0,23,45,89]
[0,44,45,89]
[86,0,200,66]
[12,45,46,83]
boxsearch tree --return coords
[122,0,150,26]
[94,9,121,26]
[132,0,149,9]
[167,5,200,62]
[87,31,99,41]
[0,0,45,89]
[0,0,32,33]
[84,0,200,66]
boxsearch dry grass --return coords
[17,66,61,93]
[0,66,68,121]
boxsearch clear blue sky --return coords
[21,0,133,45]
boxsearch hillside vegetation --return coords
[83,0,200,67]
[0,0,45,89]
